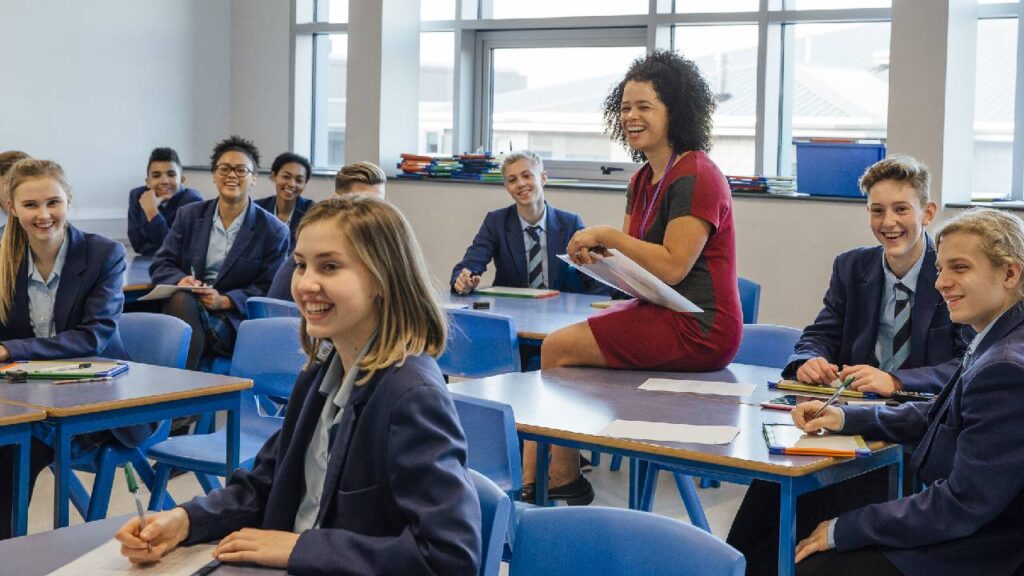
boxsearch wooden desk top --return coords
[0,361,252,417]
[447,292,608,340]
[0,403,46,427]
[448,365,888,477]
[123,254,153,291]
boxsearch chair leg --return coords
[699,477,721,489]
[196,473,222,494]
[673,473,710,531]
[589,451,602,467]
[609,454,623,471]
[148,464,172,511]
[66,472,91,520]
[639,464,660,512]
[86,453,118,522]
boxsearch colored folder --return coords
[770,379,879,399]
[475,286,560,299]
[1,360,129,380]
[762,423,870,458]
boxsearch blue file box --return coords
[795,142,886,198]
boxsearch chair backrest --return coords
[246,296,301,320]
[229,317,308,401]
[438,308,521,378]
[470,469,512,576]
[120,312,192,369]
[737,276,761,324]
[509,507,745,576]
[451,394,523,496]
[733,324,802,369]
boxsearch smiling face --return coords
[271,161,308,203]
[10,176,69,251]
[213,150,256,202]
[620,80,670,156]
[867,179,937,275]
[503,157,546,210]
[291,218,380,351]
[146,161,184,200]
[935,231,1021,332]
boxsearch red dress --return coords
[588,151,742,371]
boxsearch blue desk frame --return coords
[0,422,33,537]
[528,435,903,576]
[36,392,242,529]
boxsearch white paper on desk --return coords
[600,419,739,445]
[639,378,756,397]
[557,250,701,313]
[138,285,205,302]
[46,539,216,576]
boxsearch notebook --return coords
[770,379,879,399]
[475,286,560,299]
[1,360,129,380]
[762,423,870,458]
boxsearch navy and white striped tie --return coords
[525,225,545,289]
[891,282,912,370]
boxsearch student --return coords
[117,195,481,575]
[150,136,288,370]
[126,147,203,256]
[254,152,313,252]
[783,156,965,395]
[524,50,742,504]
[450,150,607,296]
[0,150,31,229]
[733,208,1024,576]
[0,159,144,539]
[267,160,387,301]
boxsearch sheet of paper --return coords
[557,251,701,313]
[639,378,755,397]
[138,285,203,302]
[600,419,739,445]
[475,286,559,298]
[442,302,469,310]
[46,539,217,576]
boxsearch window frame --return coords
[977,1,1024,200]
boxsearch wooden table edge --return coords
[0,408,47,426]
[517,423,893,478]
[123,283,153,291]
[517,331,547,341]
[0,379,253,417]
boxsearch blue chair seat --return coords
[144,405,281,475]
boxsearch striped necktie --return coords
[891,281,912,370]
[525,225,545,289]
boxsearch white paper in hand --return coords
[557,250,701,313]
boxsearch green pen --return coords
[810,375,855,421]
[123,463,152,551]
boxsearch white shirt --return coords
[26,236,69,338]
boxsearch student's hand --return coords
[116,507,190,564]
[195,288,231,311]
[453,268,480,295]
[213,528,299,568]
[839,365,900,397]
[0,345,9,362]
[567,226,614,265]
[795,357,840,384]
[795,520,833,563]
[792,400,844,434]
[177,276,205,288]
[139,188,160,221]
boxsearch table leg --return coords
[889,456,904,499]
[535,441,550,506]
[52,426,72,528]
[628,458,648,510]
[225,399,241,477]
[777,478,796,576]
[12,429,29,537]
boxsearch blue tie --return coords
[890,282,912,370]
[525,226,545,289]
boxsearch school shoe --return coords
[520,475,595,506]
[580,454,593,473]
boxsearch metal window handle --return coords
[600,166,624,175]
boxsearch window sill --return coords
[947,201,1024,211]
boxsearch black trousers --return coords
[0,439,53,540]
[796,547,902,576]
[727,467,894,576]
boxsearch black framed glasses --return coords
[214,164,253,177]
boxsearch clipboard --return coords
[475,286,560,299]
[1,360,129,380]
[557,250,702,313]
[762,423,870,458]
[770,379,879,399]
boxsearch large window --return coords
[974,10,1018,200]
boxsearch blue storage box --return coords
[795,142,886,198]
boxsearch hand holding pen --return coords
[792,376,854,434]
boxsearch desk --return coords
[448,365,903,576]
[123,254,153,304]
[0,515,283,576]
[0,405,45,537]
[0,361,251,529]
[447,292,607,342]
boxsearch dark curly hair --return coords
[209,135,261,172]
[602,50,716,163]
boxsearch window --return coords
[974,15,1017,200]
[489,0,647,19]
[311,34,348,167]
[420,32,455,155]
[315,0,348,23]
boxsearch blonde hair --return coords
[859,155,931,206]
[0,159,72,324]
[334,161,387,194]
[295,195,446,382]
[501,150,544,176]
[936,208,1024,299]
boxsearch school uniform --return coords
[784,239,966,393]
[255,195,313,253]
[449,203,608,295]
[179,351,481,576]
[268,257,296,301]
[126,186,203,256]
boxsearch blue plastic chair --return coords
[64,313,191,521]
[509,507,745,576]
[246,296,301,319]
[146,317,307,509]
[470,469,512,576]
[738,276,761,324]
[438,308,521,378]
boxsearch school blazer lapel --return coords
[855,250,885,362]
[910,240,941,366]
[215,200,257,287]
[192,202,216,279]
[8,258,33,337]
[53,226,87,333]
[504,208,528,286]
[544,205,563,289]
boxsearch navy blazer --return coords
[255,195,313,253]
[835,302,1024,576]
[784,239,966,392]
[449,203,608,296]
[267,258,296,301]
[126,186,203,256]
[180,352,481,576]
[149,199,288,331]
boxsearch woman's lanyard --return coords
[636,152,677,240]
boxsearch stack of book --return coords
[726,175,800,196]
[396,153,503,182]
[452,153,503,183]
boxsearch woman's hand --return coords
[795,520,833,563]
[213,528,299,568]
[177,276,205,288]
[194,288,232,311]
[567,226,616,265]
[116,507,191,565]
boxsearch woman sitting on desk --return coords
[730,208,1024,576]
[0,159,138,540]
[523,50,743,504]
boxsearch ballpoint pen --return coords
[33,362,91,373]
[53,376,113,385]
[123,463,152,551]
[810,375,855,421]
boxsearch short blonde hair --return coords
[294,195,446,381]
[936,208,1024,299]
[859,155,931,206]
[334,161,387,194]
[501,151,544,176]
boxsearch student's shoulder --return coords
[377,354,447,398]
[177,198,216,219]
[549,204,582,222]
[254,195,276,211]
[178,187,204,203]
[128,185,147,201]
[251,201,289,235]
[483,204,517,221]
[833,245,882,270]
[74,227,127,261]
